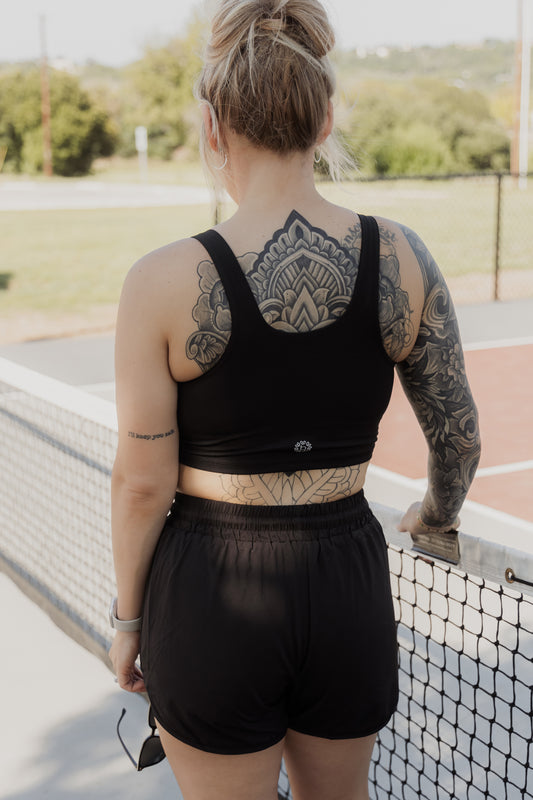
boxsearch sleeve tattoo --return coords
[396,225,481,526]
[377,224,415,360]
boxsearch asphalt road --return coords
[0,179,212,210]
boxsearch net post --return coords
[493,172,503,301]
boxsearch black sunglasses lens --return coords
[138,735,166,770]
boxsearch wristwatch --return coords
[109,597,142,632]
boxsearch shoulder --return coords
[118,236,216,325]
[375,217,444,291]
[372,216,426,362]
[123,237,210,295]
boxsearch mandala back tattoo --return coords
[245,212,357,332]
[186,210,414,372]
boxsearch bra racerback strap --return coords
[193,229,259,331]
[355,214,380,315]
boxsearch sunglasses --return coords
[116,705,167,771]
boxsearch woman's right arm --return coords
[395,225,481,531]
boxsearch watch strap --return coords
[109,597,142,632]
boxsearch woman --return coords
[109,1,481,798]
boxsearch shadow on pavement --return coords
[3,691,180,800]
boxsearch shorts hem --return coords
[150,700,286,756]
[288,707,397,741]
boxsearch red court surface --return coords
[372,343,533,524]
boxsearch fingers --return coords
[119,675,147,693]
[117,666,146,693]
[109,630,144,691]
[397,501,421,532]
[397,500,460,537]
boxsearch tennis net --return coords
[0,355,532,800]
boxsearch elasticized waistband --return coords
[167,491,374,542]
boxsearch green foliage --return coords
[117,18,204,159]
[0,68,117,175]
[371,123,455,176]
[345,78,510,176]
[0,36,515,178]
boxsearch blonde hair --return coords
[196,0,351,184]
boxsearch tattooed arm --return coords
[396,226,481,528]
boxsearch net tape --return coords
[0,359,532,800]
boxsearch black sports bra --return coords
[177,213,394,474]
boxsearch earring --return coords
[314,150,321,164]
[214,152,228,170]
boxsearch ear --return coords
[318,100,334,144]
[201,103,219,153]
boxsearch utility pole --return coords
[39,15,53,177]
[511,0,531,186]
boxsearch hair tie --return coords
[257,17,284,34]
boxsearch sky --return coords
[1,0,531,67]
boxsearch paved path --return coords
[0,572,180,799]
[0,180,212,210]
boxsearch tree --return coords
[344,78,510,176]
[0,68,117,176]
[118,17,204,159]
[371,123,455,176]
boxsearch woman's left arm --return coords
[109,256,179,691]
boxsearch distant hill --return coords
[333,40,515,93]
[1,39,517,91]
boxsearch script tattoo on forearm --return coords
[396,225,481,526]
[128,429,175,441]
[219,466,362,505]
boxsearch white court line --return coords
[410,459,533,486]
[463,336,533,351]
[474,460,533,477]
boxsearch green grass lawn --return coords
[1,168,532,320]
[321,175,533,277]
[0,205,217,314]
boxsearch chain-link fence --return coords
[321,172,533,306]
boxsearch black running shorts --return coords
[140,491,399,755]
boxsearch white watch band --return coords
[109,597,142,632]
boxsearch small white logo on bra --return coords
[294,440,313,453]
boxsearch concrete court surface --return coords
[0,572,181,799]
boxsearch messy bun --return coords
[196,0,351,182]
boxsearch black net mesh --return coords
[279,547,533,800]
